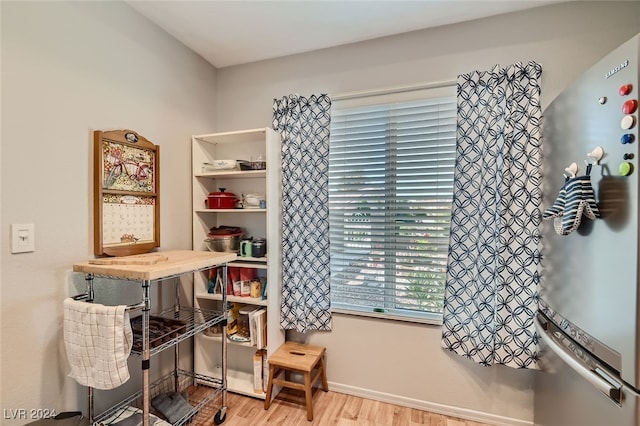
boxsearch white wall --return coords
[213,2,640,425]
[0,2,217,423]
[2,2,639,425]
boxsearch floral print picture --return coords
[102,140,155,193]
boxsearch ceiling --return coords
[126,0,565,68]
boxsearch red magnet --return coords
[620,84,633,96]
[623,99,638,115]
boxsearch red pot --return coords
[206,188,238,209]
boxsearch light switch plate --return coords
[11,223,35,253]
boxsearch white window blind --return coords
[329,85,456,322]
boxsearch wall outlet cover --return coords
[11,223,35,253]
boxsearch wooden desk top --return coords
[72,250,236,281]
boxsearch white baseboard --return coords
[326,381,533,426]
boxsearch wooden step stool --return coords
[264,341,328,421]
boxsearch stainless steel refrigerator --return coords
[535,34,640,425]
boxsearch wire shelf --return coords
[93,369,224,426]
[130,306,225,357]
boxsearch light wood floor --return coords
[220,389,495,426]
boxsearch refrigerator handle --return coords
[535,316,622,403]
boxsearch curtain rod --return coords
[332,79,456,101]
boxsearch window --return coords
[328,85,456,323]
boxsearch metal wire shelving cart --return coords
[71,250,236,426]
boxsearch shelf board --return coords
[227,372,266,400]
[196,293,268,306]
[193,128,268,145]
[199,332,256,348]
[229,259,267,268]
[195,170,266,179]
[189,252,266,266]
[200,366,266,400]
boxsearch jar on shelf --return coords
[237,306,258,340]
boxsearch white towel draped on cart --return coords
[63,298,133,390]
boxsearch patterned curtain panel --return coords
[441,62,543,368]
[272,94,332,332]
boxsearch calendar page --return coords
[102,195,155,246]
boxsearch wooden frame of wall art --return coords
[93,129,160,257]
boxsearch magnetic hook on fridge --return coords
[586,146,605,165]
[564,162,579,179]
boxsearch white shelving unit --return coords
[191,128,285,400]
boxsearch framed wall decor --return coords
[94,129,160,256]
